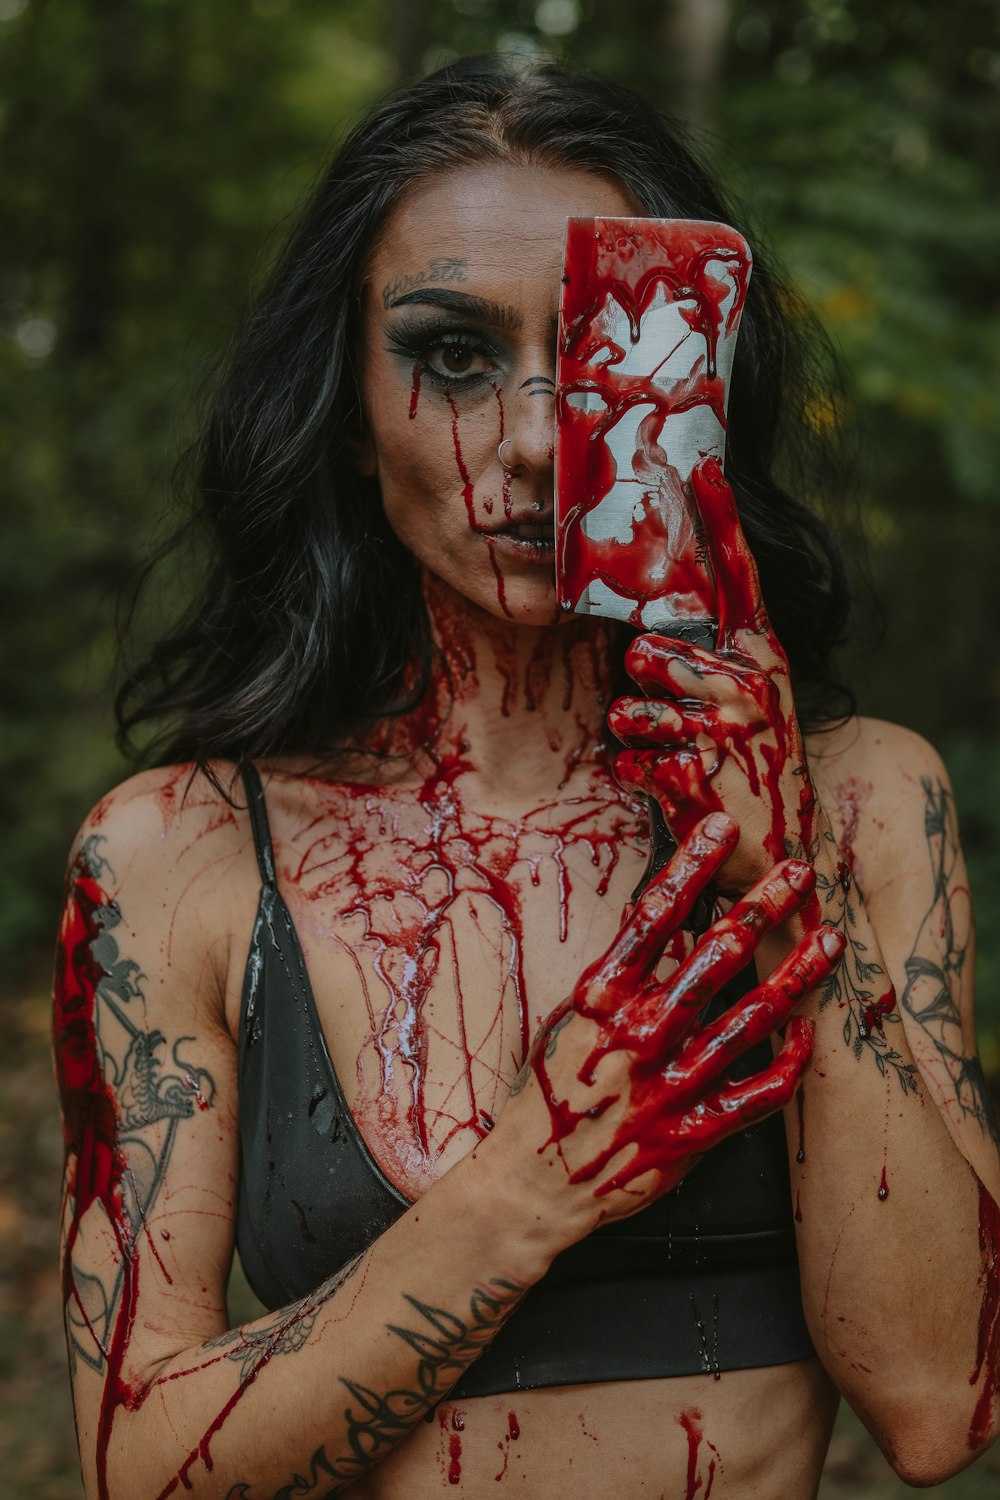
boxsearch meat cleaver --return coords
[554,217,753,896]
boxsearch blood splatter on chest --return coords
[278,756,646,1194]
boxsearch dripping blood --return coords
[969,1180,1000,1448]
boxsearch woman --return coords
[55,56,999,1498]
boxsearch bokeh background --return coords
[2,0,999,1494]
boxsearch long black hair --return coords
[116,53,858,769]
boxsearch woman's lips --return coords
[484,521,556,565]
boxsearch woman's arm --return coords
[609,462,1000,1485]
[776,730,999,1487]
[57,776,833,1499]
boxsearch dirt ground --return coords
[5,989,1000,1499]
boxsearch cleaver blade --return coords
[554,216,753,642]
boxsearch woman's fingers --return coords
[613,747,720,838]
[594,813,737,987]
[579,1014,815,1199]
[607,694,686,745]
[645,858,818,1059]
[624,632,731,703]
[684,1016,815,1144]
[670,924,844,1098]
[607,694,711,749]
[689,456,767,641]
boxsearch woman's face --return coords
[357,161,637,626]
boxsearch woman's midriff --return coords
[350,1360,839,1498]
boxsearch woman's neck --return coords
[373,571,622,796]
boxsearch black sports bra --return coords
[234,763,813,1394]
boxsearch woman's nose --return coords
[499,374,556,475]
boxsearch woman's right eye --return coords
[386,321,500,386]
[423,337,496,382]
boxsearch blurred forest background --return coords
[2,0,999,1494]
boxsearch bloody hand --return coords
[508,815,844,1221]
[608,457,819,894]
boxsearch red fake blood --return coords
[556,218,750,629]
[494,1410,520,1481]
[487,541,513,619]
[529,822,819,1194]
[969,1180,1000,1448]
[676,1407,718,1499]
[446,391,477,530]
[877,1165,889,1202]
[438,1408,464,1485]
[54,844,141,1500]
[446,392,515,619]
[288,590,644,1189]
[603,471,822,886]
[409,363,423,420]
[794,1189,803,1223]
[834,776,871,889]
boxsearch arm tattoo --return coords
[813,828,919,1094]
[55,834,217,1374]
[202,1256,363,1385]
[900,778,998,1143]
[224,1277,524,1498]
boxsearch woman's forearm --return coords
[757,830,996,1484]
[90,1141,560,1500]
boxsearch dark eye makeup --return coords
[385,313,503,389]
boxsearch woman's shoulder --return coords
[806,715,955,888]
[68,761,256,926]
[806,713,949,790]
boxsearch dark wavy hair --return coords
[117,53,859,769]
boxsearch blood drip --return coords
[676,1406,718,1499]
[446,392,477,530]
[834,776,872,891]
[54,845,142,1500]
[439,1408,464,1485]
[556,218,751,628]
[877,1166,889,1202]
[289,588,644,1190]
[487,541,513,619]
[494,1409,521,1481]
[969,1180,1000,1448]
[409,363,423,420]
[794,1190,803,1223]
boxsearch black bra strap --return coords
[240,762,277,889]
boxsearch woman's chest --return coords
[271,769,647,1194]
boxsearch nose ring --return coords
[498,438,517,472]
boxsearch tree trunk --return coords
[660,0,731,126]
[388,0,431,85]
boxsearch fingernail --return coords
[785,860,814,893]
[703,812,732,841]
[820,927,844,959]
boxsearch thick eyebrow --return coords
[386,287,525,332]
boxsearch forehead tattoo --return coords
[381,257,467,310]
